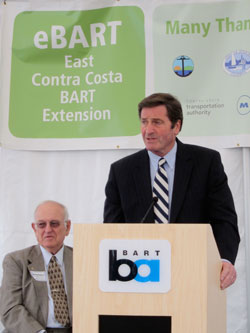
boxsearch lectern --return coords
[73,224,226,333]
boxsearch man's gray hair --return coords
[34,200,69,221]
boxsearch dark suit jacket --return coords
[104,139,240,264]
[0,245,73,333]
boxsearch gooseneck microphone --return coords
[140,197,158,223]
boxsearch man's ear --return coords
[174,120,181,135]
[65,220,71,235]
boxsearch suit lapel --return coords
[170,140,193,222]
[27,245,48,327]
[64,246,73,322]
[133,150,154,221]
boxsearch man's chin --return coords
[146,145,160,154]
[145,142,157,151]
[42,239,55,247]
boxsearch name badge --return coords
[30,270,46,282]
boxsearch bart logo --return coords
[99,239,171,293]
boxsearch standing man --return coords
[0,200,72,333]
[104,92,240,290]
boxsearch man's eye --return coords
[50,221,60,228]
[37,223,46,228]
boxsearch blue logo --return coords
[237,95,250,115]
[109,250,160,282]
[173,55,194,77]
[224,51,250,76]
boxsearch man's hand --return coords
[220,261,237,290]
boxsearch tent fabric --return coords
[0,146,248,332]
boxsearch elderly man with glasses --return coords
[0,200,72,333]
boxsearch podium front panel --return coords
[73,223,226,333]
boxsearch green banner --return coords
[9,7,145,138]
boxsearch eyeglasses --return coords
[34,220,67,229]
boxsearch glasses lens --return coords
[50,221,60,228]
[35,221,62,229]
[36,222,46,229]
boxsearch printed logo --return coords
[237,95,250,115]
[173,55,194,77]
[99,239,171,293]
[223,51,250,76]
[109,250,160,282]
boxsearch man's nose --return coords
[44,223,53,232]
[145,122,154,133]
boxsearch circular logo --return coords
[173,55,194,77]
[237,95,250,115]
[223,51,250,76]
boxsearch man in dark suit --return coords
[104,92,240,290]
[0,200,73,333]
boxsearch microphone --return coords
[140,197,158,223]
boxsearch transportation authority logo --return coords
[99,239,171,293]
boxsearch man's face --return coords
[140,105,181,156]
[32,202,71,254]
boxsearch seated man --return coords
[0,200,72,333]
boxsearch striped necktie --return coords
[48,255,70,326]
[153,158,169,223]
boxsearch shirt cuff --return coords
[221,258,232,264]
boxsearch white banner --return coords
[0,0,249,150]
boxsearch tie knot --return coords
[50,255,57,263]
[158,158,166,167]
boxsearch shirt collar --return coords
[147,141,177,170]
[40,245,64,268]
